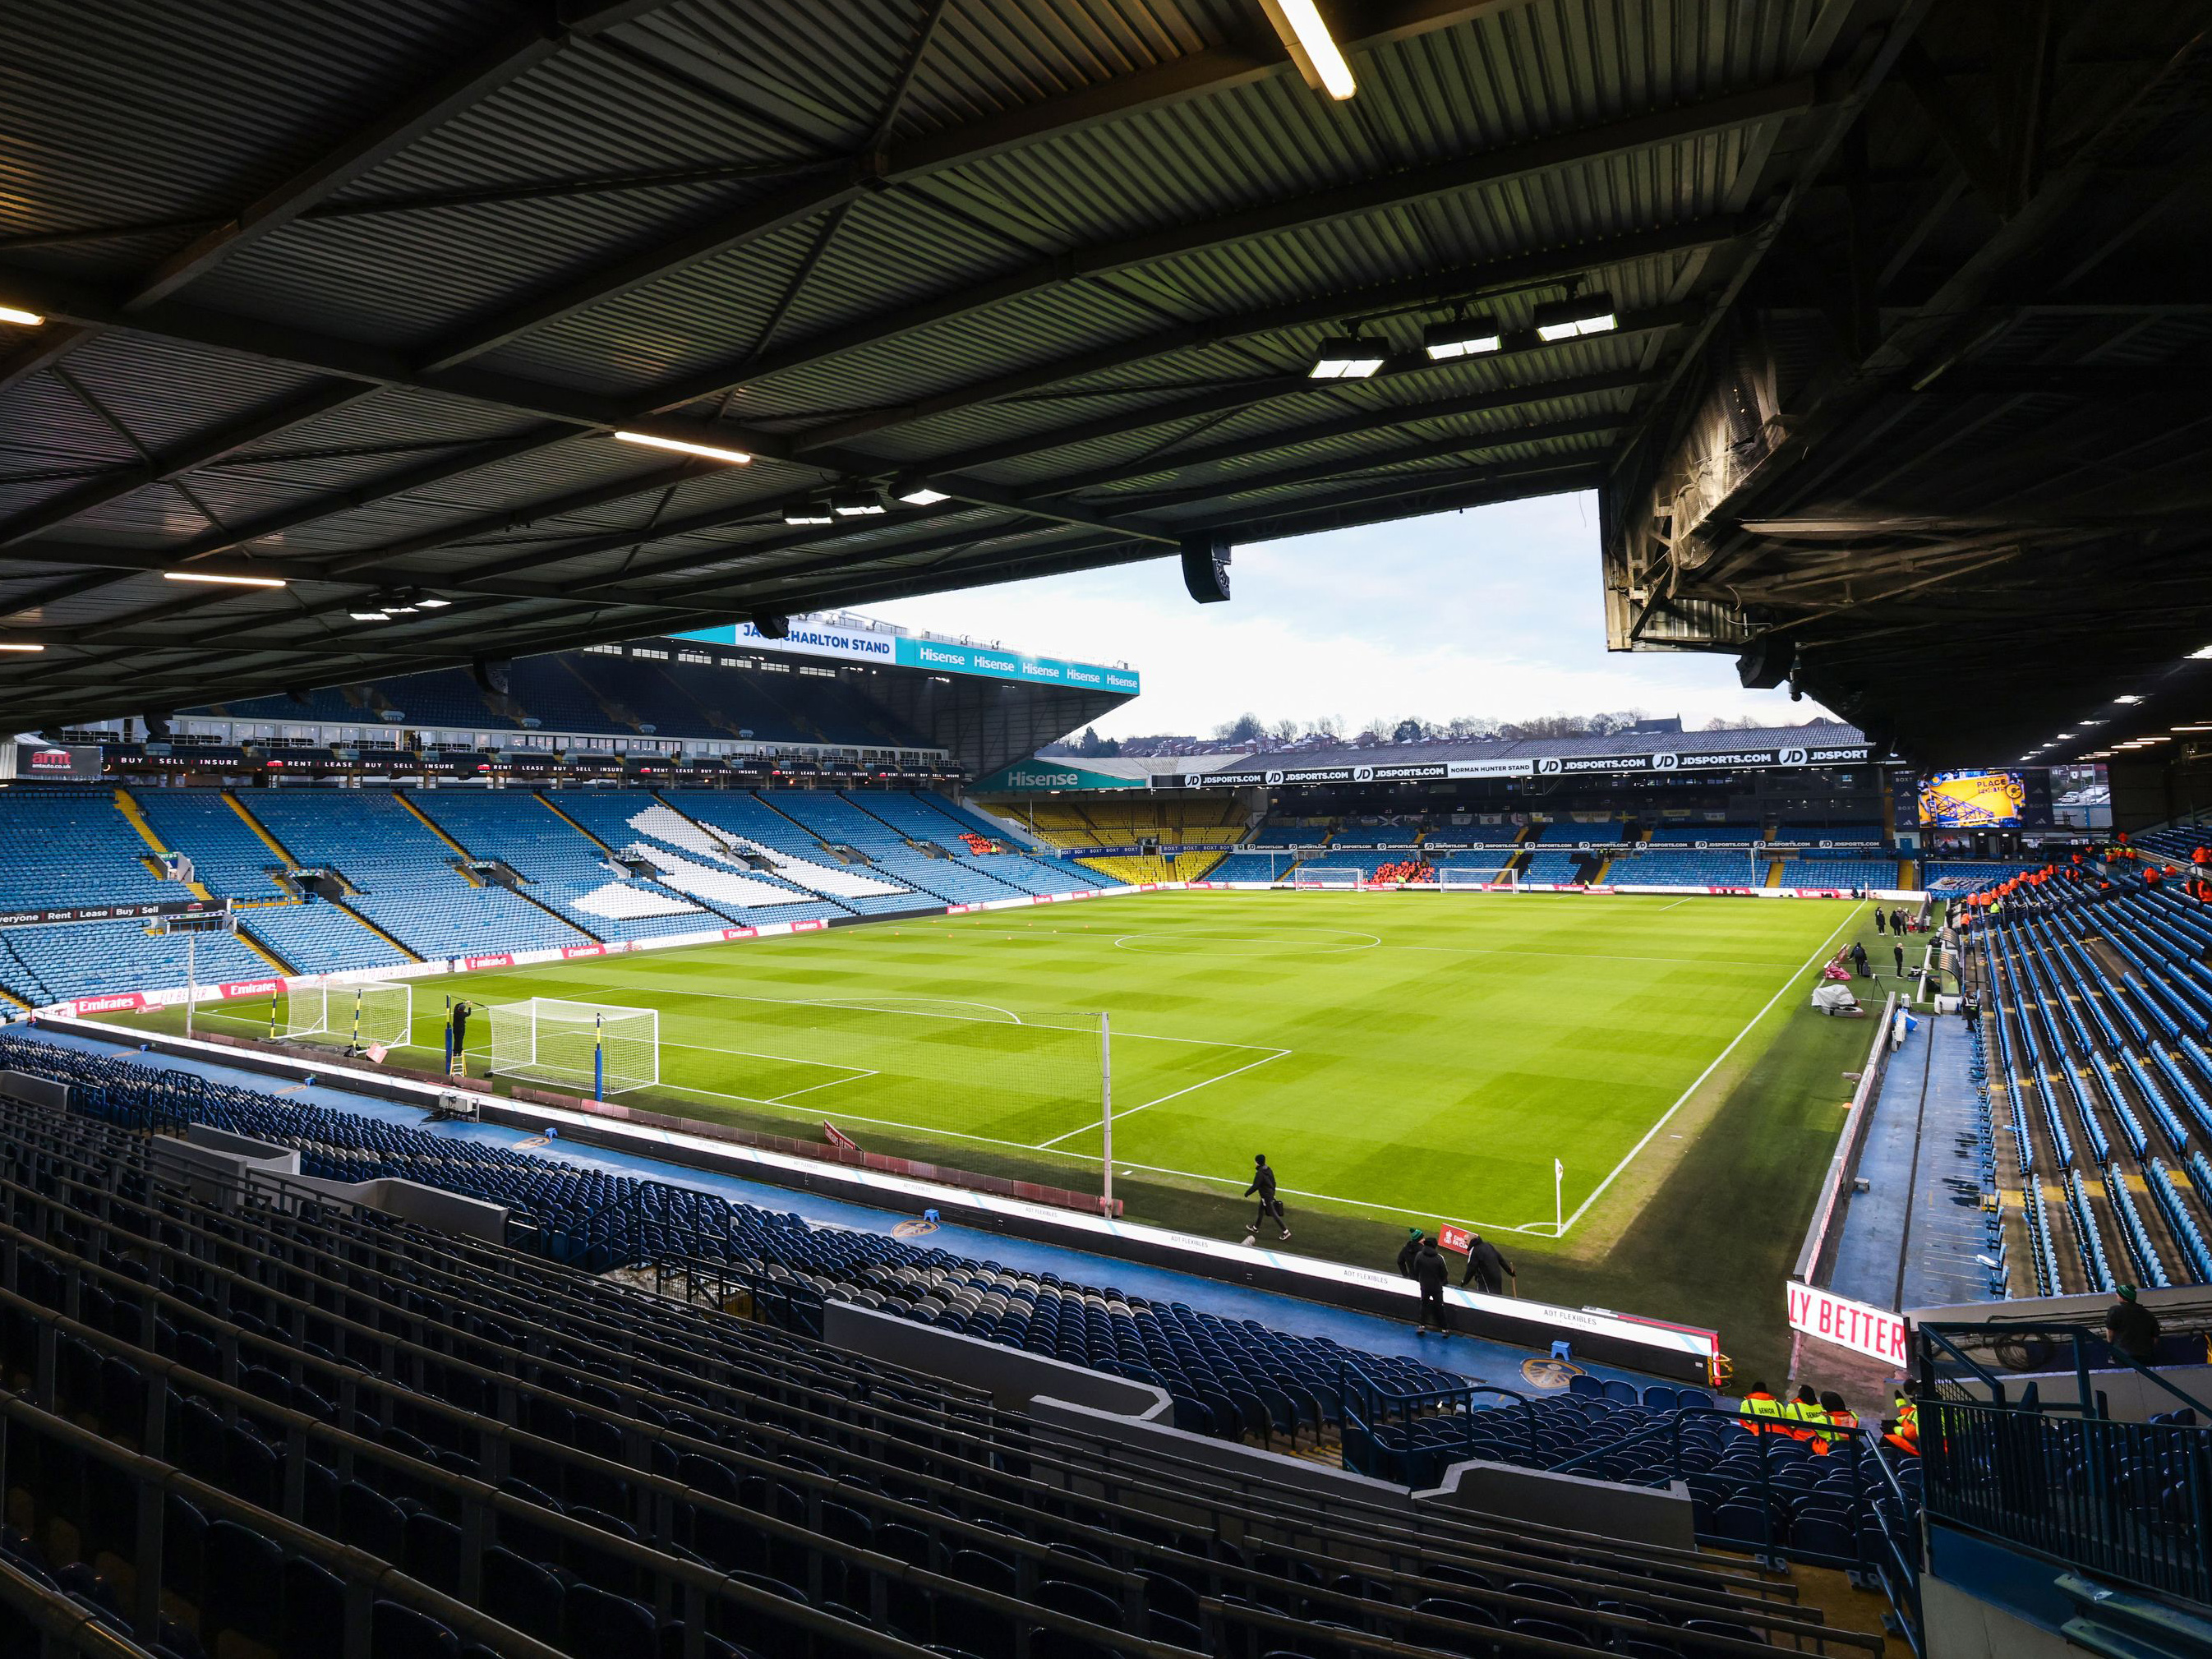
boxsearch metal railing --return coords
[1923,1399,2212,1607]
[1339,1364,1925,1655]
[1915,1320,2212,1606]
[0,1553,156,1658]
[1339,1360,1539,1484]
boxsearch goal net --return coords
[283,983,412,1048]
[486,998,659,1096]
[1293,867,1364,890]
[1437,867,1519,891]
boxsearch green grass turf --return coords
[177,890,1859,1227]
[131,889,1919,1377]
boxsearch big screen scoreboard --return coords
[1919,769,2038,827]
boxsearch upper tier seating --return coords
[0,1062,1894,1659]
[0,789,175,910]
[131,790,292,900]
[542,793,850,923]
[242,792,588,958]
[412,791,723,941]
[1532,821,1628,846]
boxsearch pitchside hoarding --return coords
[677,621,1139,694]
[1786,1280,1910,1365]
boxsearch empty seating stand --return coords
[0,1047,1893,1659]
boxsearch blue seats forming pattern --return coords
[1776,859,1898,891]
[242,793,589,961]
[0,1034,1454,1449]
[1974,877,2212,1295]
[0,1067,1881,1659]
[1611,851,1768,888]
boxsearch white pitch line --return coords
[1549,899,1868,1239]
[540,978,1282,1053]
[1391,943,1815,968]
[1034,1048,1291,1149]
[647,1080,1094,1161]
[660,1039,869,1078]
[768,1070,879,1103]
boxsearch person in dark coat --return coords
[1892,941,1906,979]
[1850,941,1870,978]
[1873,909,1887,935]
[2105,1284,2162,1363]
[1411,1237,1450,1335]
[1459,1234,1516,1295]
[1242,1154,1289,1242]
[1395,1227,1424,1277]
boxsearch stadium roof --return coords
[1,0,2205,767]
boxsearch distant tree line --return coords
[1044,708,1832,758]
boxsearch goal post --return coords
[1437,867,1519,892]
[280,982,412,1051]
[1292,866,1365,890]
[486,998,659,1098]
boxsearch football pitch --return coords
[191,891,1866,1241]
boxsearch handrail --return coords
[0,1390,574,1659]
[0,1553,156,1658]
[1918,1320,2212,1418]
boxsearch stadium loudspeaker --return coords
[1736,638,1794,690]
[141,712,172,740]
[753,613,790,639]
[1181,533,1232,604]
[471,657,512,696]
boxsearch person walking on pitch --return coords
[1243,1154,1290,1242]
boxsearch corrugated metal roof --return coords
[6,0,2189,754]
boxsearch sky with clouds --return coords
[869,491,1836,740]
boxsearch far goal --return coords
[283,983,412,1050]
[1437,867,1519,892]
[1292,867,1364,891]
[486,998,659,1098]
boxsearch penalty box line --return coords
[1033,1047,1292,1150]
[536,978,1285,1056]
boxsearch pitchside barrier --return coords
[31,878,1933,1018]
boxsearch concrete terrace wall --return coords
[834,1299,1701,1553]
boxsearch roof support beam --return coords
[0,0,666,394]
[647,82,1818,413]
[54,225,1719,588]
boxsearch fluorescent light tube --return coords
[614,431,752,464]
[164,570,287,588]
